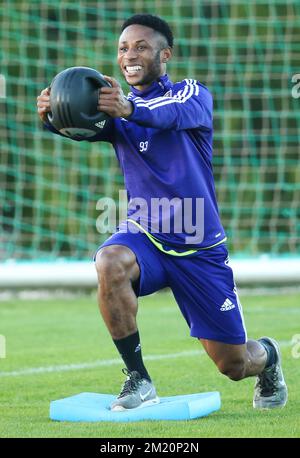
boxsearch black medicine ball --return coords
[47,66,111,138]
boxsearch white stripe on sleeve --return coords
[132,80,199,111]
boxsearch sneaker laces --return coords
[117,368,142,399]
[257,365,279,397]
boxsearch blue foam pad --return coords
[50,391,221,422]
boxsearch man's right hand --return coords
[37,87,51,122]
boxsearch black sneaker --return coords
[253,337,288,409]
[110,368,160,411]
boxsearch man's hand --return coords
[37,87,51,122]
[98,76,133,119]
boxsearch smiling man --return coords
[119,27,170,89]
[37,14,287,412]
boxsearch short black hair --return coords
[121,14,174,48]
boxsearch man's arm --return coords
[99,77,212,131]
[127,79,212,131]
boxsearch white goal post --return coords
[0,258,299,289]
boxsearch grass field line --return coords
[0,340,292,378]
[0,349,204,378]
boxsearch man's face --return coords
[118,24,171,90]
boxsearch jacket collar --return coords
[129,74,173,99]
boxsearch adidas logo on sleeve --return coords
[220,298,235,311]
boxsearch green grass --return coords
[0,290,299,438]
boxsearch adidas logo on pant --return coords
[220,298,235,311]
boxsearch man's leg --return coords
[165,244,287,409]
[95,245,140,340]
[95,244,159,410]
[200,338,288,408]
[200,338,267,381]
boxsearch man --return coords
[37,14,287,412]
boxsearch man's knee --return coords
[95,245,138,287]
[217,358,246,381]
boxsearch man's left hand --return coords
[98,76,133,119]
